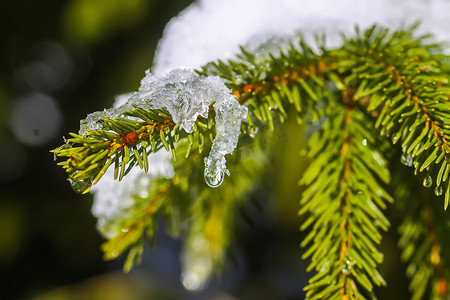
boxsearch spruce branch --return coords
[98,133,268,277]
[335,25,450,209]
[52,106,212,194]
[198,42,331,127]
[51,25,450,298]
[299,102,392,299]
[395,169,450,299]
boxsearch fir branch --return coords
[52,107,211,194]
[395,171,450,300]
[199,42,332,127]
[51,24,450,299]
[299,102,392,299]
[335,25,450,209]
[98,133,268,274]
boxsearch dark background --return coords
[0,1,410,299]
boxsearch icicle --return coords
[203,89,248,188]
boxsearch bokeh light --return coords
[9,93,62,146]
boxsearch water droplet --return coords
[423,176,433,188]
[68,178,92,194]
[204,169,224,188]
[121,228,129,233]
[249,127,258,138]
[111,250,119,258]
[345,260,353,270]
[342,268,349,275]
[400,152,413,167]
[392,135,398,144]
[362,139,367,146]
[435,186,443,196]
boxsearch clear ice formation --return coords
[79,69,248,188]
[204,97,248,187]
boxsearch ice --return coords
[154,0,450,73]
[79,107,126,135]
[204,94,248,187]
[130,69,225,133]
[91,149,174,238]
[79,92,138,135]
[81,68,247,189]
[80,69,244,135]
[132,69,247,186]
[89,68,247,231]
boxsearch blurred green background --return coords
[0,1,412,299]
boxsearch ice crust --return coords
[79,69,246,134]
[130,69,245,133]
[131,69,247,186]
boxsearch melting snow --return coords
[154,0,450,74]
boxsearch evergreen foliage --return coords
[52,25,450,299]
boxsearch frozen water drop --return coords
[69,178,92,194]
[203,150,231,188]
[400,152,413,167]
[423,176,433,188]
[435,185,443,196]
[204,169,225,188]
